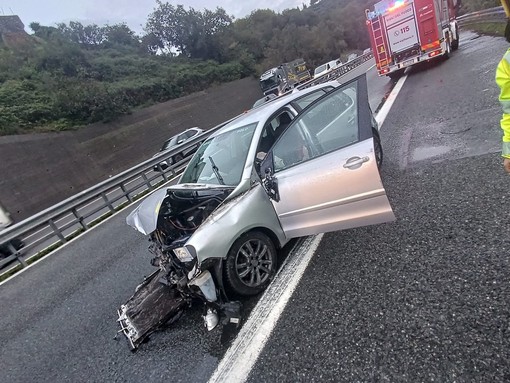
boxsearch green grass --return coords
[463,22,506,37]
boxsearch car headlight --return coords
[173,247,194,262]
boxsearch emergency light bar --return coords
[368,0,408,19]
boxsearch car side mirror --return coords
[260,153,280,202]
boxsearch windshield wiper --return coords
[208,156,225,185]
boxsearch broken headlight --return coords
[173,246,194,262]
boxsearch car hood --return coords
[126,184,235,236]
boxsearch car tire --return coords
[443,35,451,60]
[173,154,184,164]
[387,68,404,80]
[451,26,459,51]
[373,131,383,170]
[224,231,277,296]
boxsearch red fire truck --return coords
[366,0,461,78]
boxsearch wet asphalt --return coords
[246,32,510,382]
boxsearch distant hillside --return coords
[0,15,35,49]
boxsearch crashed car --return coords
[118,74,395,349]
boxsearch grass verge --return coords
[463,22,505,37]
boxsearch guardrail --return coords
[457,6,506,26]
[0,118,235,274]
[0,51,375,277]
[297,52,374,90]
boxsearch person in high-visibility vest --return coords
[496,0,510,173]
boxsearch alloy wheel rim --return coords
[235,239,273,287]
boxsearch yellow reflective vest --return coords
[496,48,510,159]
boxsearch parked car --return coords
[153,127,203,171]
[0,204,25,264]
[347,53,358,62]
[313,59,342,78]
[363,48,372,55]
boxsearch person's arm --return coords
[495,52,510,172]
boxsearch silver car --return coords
[122,74,395,346]
[130,73,394,292]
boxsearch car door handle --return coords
[343,156,369,169]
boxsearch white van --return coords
[313,59,342,78]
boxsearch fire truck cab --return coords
[366,0,461,78]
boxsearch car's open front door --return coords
[261,74,395,238]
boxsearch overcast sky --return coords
[4,0,305,34]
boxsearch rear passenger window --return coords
[293,87,333,110]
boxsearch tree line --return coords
[0,0,500,134]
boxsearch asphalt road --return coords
[246,31,510,382]
[2,31,509,383]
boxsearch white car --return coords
[347,53,358,62]
[153,127,203,171]
[313,59,342,78]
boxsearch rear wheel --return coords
[443,34,451,60]
[387,68,404,80]
[451,28,459,50]
[224,231,277,296]
[173,153,184,164]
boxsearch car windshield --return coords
[161,136,179,150]
[180,123,258,186]
[260,77,277,92]
[314,64,327,76]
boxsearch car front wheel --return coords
[224,231,277,296]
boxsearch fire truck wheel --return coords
[387,68,404,80]
[451,30,459,50]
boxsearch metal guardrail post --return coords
[72,207,89,230]
[48,219,66,243]
[120,185,133,203]
[100,192,115,212]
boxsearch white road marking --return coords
[208,234,324,383]
[375,73,408,129]
[209,65,408,383]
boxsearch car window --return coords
[256,111,293,158]
[177,133,188,143]
[186,129,199,138]
[272,82,358,172]
[292,88,333,110]
[161,136,178,150]
[181,123,257,186]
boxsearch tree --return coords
[104,23,139,47]
[145,1,232,59]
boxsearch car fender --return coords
[186,182,288,264]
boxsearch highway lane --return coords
[0,61,391,382]
[245,32,510,381]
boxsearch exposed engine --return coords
[118,185,240,350]
[155,187,232,245]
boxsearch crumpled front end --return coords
[119,184,236,349]
[117,270,186,350]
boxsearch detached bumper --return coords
[117,270,186,350]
